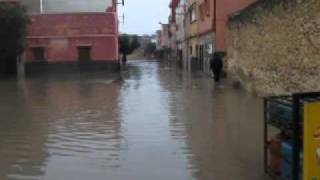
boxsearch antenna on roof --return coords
[117,0,124,6]
[118,14,125,24]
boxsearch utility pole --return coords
[117,0,125,6]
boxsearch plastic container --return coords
[268,135,284,174]
[281,160,292,180]
[280,141,303,180]
[281,141,293,163]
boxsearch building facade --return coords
[186,0,199,70]
[168,1,178,62]
[156,0,259,73]
[160,24,170,49]
[2,0,120,74]
[175,0,187,68]
[197,0,215,73]
[215,0,257,52]
[168,0,257,72]
[156,30,162,50]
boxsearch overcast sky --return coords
[118,0,171,35]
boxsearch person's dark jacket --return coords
[122,55,127,63]
[210,55,223,72]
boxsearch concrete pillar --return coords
[17,53,25,78]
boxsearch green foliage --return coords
[130,35,140,54]
[119,34,141,56]
[0,3,30,60]
[144,42,157,55]
[119,34,130,55]
[155,47,171,59]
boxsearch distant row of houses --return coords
[0,0,120,74]
[157,0,256,73]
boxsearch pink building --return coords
[168,0,179,58]
[21,0,120,74]
[197,0,215,72]
[160,24,170,49]
[198,0,214,37]
[215,0,257,52]
[156,30,162,50]
[169,0,179,24]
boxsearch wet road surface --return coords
[0,60,270,180]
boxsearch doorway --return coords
[31,47,45,61]
[78,46,92,62]
[199,45,204,70]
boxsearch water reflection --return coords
[0,80,49,180]
[117,61,192,180]
[0,61,270,180]
[1,74,124,180]
[156,62,270,180]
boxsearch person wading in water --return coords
[210,53,223,84]
[122,55,127,65]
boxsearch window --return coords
[199,4,204,21]
[31,47,45,61]
[205,0,210,16]
[196,45,199,57]
[199,0,210,21]
[78,46,92,61]
[189,4,197,23]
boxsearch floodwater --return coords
[0,60,270,180]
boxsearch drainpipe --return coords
[214,0,217,53]
[40,0,43,13]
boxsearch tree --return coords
[130,35,140,54]
[144,42,157,56]
[0,3,30,75]
[119,34,141,63]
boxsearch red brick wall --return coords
[26,12,118,62]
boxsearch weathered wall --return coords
[226,0,320,95]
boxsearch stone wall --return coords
[226,0,320,95]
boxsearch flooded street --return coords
[0,60,270,180]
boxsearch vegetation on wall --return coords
[228,0,301,26]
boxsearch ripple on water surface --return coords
[0,61,269,180]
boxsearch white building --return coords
[175,0,187,67]
[0,0,113,13]
[160,24,170,49]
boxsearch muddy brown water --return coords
[0,60,270,180]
